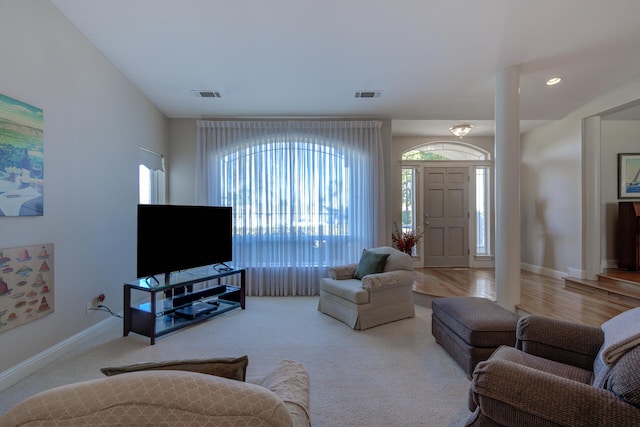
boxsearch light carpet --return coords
[0,296,472,426]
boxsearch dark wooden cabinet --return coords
[618,202,640,271]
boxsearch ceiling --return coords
[50,0,640,136]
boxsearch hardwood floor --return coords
[413,267,640,326]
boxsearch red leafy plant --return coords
[392,222,424,255]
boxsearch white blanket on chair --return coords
[601,307,640,366]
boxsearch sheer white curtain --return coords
[196,120,385,296]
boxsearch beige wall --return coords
[0,1,167,374]
[601,121,640,264]
[521,75,640,277]
[521,119,582,274]
[167,119,197,205]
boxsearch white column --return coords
[583,116,601,279]
[494,66,521,310]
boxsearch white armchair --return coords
[317,246,415,330]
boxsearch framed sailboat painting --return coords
[618,153,640,199]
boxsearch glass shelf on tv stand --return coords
[126,265,242,291]
[123,266,246,345]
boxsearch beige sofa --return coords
[317,246,415,330]
[0,359,310,427]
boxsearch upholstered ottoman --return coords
[431,296,521,378]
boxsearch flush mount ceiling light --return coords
[546,77,562,86]
[449,124,473,138]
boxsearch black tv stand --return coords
[174,300,219,319]
[214,262,233,272]
[123,266,245,344]
[144,275,160,286]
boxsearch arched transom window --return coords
[402,141,490,161]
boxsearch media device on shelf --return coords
[137,204,233,281]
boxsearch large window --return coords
[196,120,383,295]
[219,141,353,267]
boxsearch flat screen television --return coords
[137,204,232,279]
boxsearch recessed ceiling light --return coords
[546,77,562,86]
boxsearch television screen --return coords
[137,204,232,278]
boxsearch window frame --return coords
[138,148,166,205]
[474,165,491,257]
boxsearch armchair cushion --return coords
[486,346,593,384]
[361,271,399,290]
[471,357,640,427]
[353,249,389,279]
[320,278,369,304]
[328,263,358,280]
[368,246,413,271]
[516,315,603,370]
[260,360,311,427]
[100,355,249,381]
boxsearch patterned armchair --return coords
[0,359,311,427]
[466,310,640,426]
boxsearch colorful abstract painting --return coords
[0,243,54,333]
[0,93,44,216]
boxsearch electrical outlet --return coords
[86,294,105,316]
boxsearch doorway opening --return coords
[401,141,493,267]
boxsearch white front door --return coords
[423,167,469,267]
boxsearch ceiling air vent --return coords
[355,91,382,98]
[191,90,222,98]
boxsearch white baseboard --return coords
[603,259,618,269]
[0,315,119,393]
[471,258,495,268]
[567,267,585,279]
[521,263,569,280]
